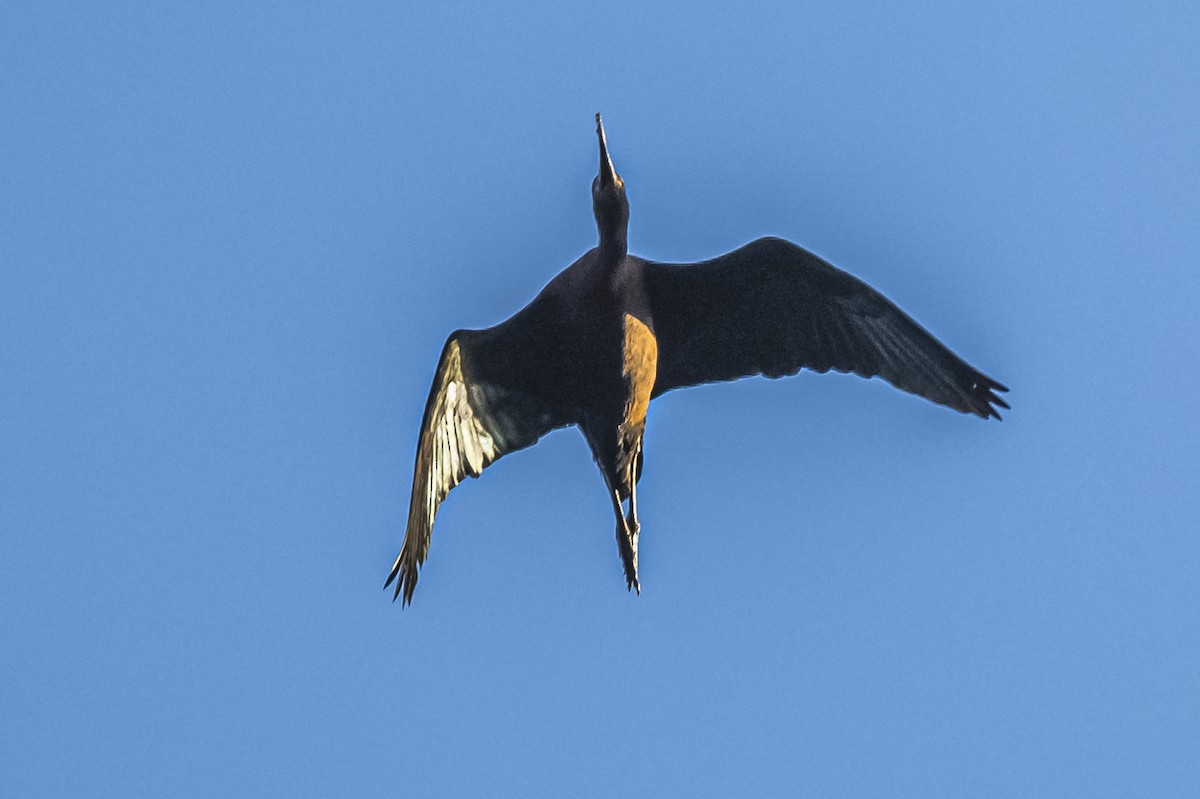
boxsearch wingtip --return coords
[385,553,415,606]
[979,400,1004,421]
[969,374,1010,420]
[385,574,416,607]
[988,381,1010,419]
[384,574,403,604]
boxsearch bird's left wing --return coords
[387,327,562,605]
[645,237,1008,418]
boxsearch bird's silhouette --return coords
[386,114,1008,605]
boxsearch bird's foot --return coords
[616,519,640,594]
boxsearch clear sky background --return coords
[3,2,1198,796]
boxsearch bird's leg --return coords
[627,441,641,529]
[606,485,640,594]
[585,423,640,593]
[624,441,642,586]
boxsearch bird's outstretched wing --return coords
[645,237,1009,417]
[387,328,561,605]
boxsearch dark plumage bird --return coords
[386,114,1008,605]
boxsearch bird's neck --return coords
[598,229,628,261]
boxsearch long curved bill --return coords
[596,113,619,188]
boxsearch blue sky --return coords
[3,1,1198,795]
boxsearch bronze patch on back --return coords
[622,313,658,429]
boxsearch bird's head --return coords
[591,113,629,250]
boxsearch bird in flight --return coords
[386,114,1008,605]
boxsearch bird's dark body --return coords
[386,115,1008,605]
[459,246,655,502]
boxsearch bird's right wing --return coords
[386,329,561,605]
[645,237,1008,418]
